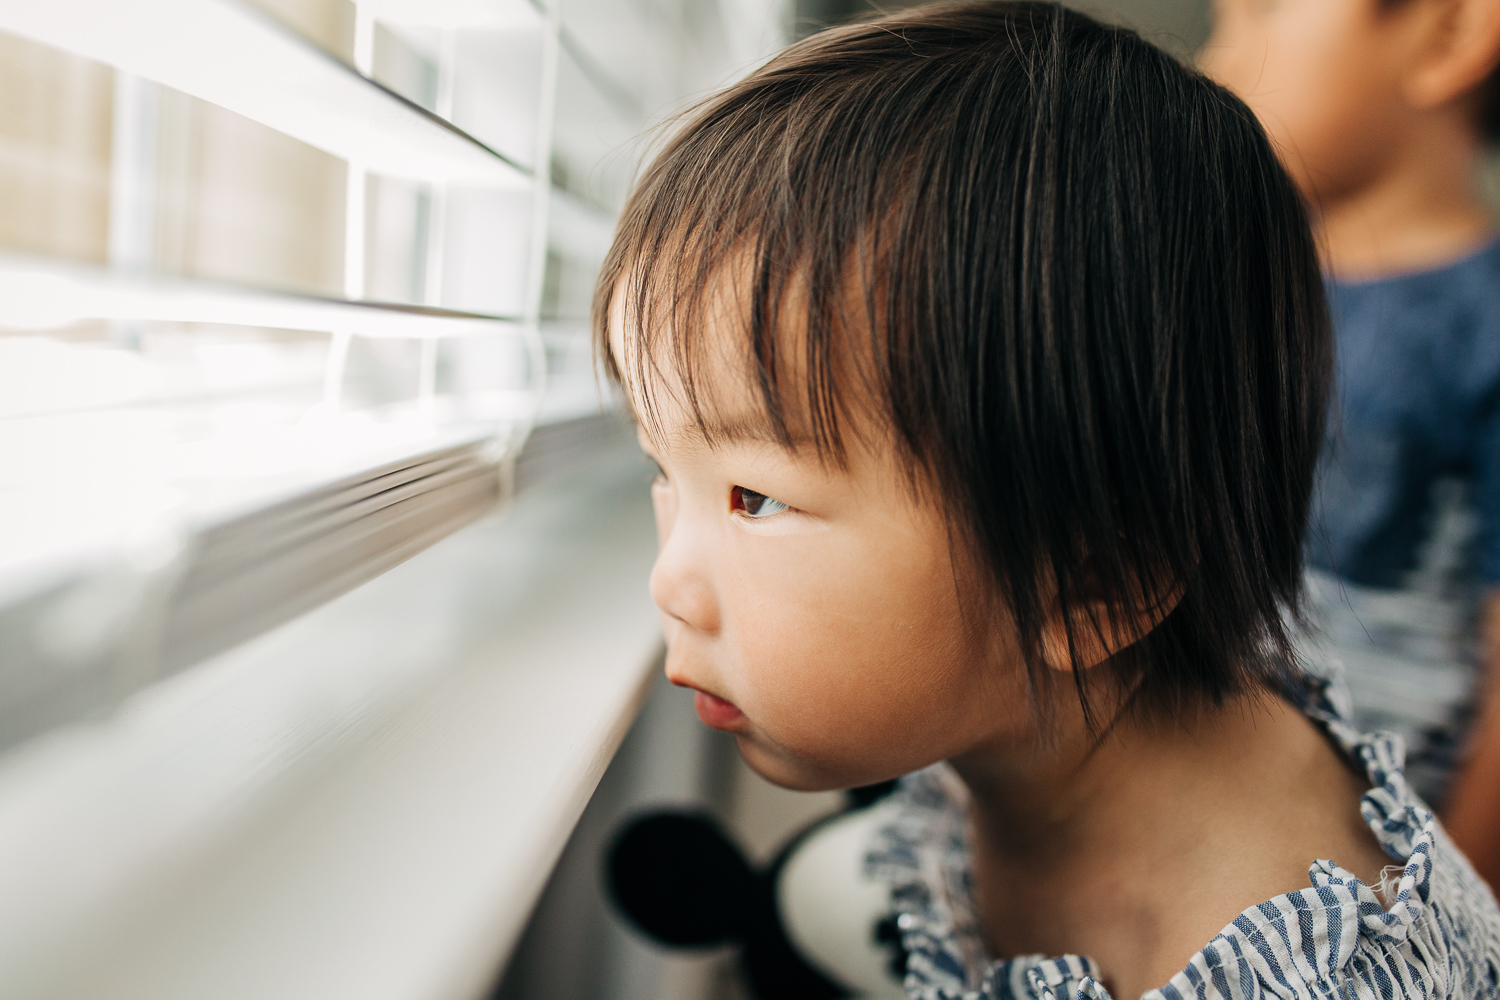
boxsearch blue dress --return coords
[864,677,1500,1000]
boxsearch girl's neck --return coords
[1316,116,1496,281]
[950,691,1389,1000]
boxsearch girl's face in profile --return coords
[610,304,1034,793]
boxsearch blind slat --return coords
[0,252,529,339]
[0,0,533,186]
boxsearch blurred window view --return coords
[0,0,559,739]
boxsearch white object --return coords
[778,801,911,999]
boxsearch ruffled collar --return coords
[864,674,1437,1000]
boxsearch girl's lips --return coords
[693,689,747,730]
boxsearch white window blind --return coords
[0,0,626,751]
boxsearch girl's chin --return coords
[694,689,748,731]
[733,737,859,793]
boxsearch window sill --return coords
[0,435,661,1000]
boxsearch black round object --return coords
[607,811,755,947]
[606,807,866,999]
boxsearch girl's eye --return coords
[646,456,668,485]
[731,486,790,518]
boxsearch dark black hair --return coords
[597,1,1332,722]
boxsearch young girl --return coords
[596,3,1500,997]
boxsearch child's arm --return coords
[1440,591,1500,887]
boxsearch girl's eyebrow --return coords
[698,416,810,450]
[632,406,811,453]
[643,415,808,454]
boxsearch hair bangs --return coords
[598,76,944,478]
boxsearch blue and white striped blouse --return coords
[864,676,1500,1000]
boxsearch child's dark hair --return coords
[596,1,1332,722]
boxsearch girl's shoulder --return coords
[865,676,1500,1000]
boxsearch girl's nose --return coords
[648,504,721,636]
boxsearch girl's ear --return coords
[1036,560,1182,675]
[1401,0,1500,114]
